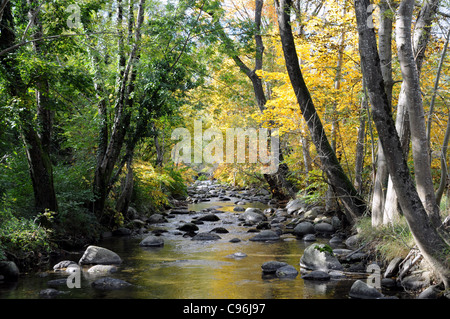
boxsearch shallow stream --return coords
[0,196,397,299]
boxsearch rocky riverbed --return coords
[0,180,447,299]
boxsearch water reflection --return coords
[0,198,357,299]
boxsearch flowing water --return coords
[0,197,366,299]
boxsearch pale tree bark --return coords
[274,0,366,225]
[396,0,441,228]
[426,28,449,144]
[434,29,450,207]
[382,0,440,224]
[371,0,393,226]
[354,99,366,195]
[354,0,450,288]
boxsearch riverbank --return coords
[1,180,448,299]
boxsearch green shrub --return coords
[132,161,189,214]
[0,209,54,262]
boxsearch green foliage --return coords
[0,209,54,261]
[52,159,101,242]
[0,147,35,217]
[298,169,327,205]
[132,161,189,214]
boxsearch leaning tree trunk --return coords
[354,0,450,288]
[274,0,366,225]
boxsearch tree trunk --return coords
[0,0,58,216]
[435,30,450,207]
[383,0,441,226]
[274,0,366,224]
[371,0,393,226]
[426,28,450,145]
[354,0,450,288]
[115,155,134,215]
[93,0,145,217]
[354,100,366,194]
[396,0,441,228]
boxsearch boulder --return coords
[139,235,164,247]
[233,206,245,212]
[304,206,325,219]
[53,260,77,271]
[147,214,167,224]
[301,270,331,281]
[91,277,132,290]
[241,208,267,225]
[285,199,308,214]
[79,246,122,265]
[261,261,288,273]
[276,265,299,278]
[0,261,19,282]
[191,232,221,241]
[300,244,343,271]
[345,234,360,249]
[292,222,315,237]
[349,280,383,299]
[177,223,199,232]
[249,230,280,242]
[210,227,229,234]
[314,222,334,235]
[39,288,67,298]
[88,265,118,274]
[126,206,138,219]
[329,235,343,245]
[197,213,220,222]
[302,234,317,242]
[331,216,342,230]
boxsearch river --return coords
[3,182,408,299]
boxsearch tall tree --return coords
[382,0,441,225]
[274,0,366,225]
[92,0,146,217]
[0,0,58,217]
[354,0,450,288]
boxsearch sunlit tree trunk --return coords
[396,0,441,227]
[371,0,393,226]
[354,0,450,288]
[274,0,366,225]
[382,0,440,225]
